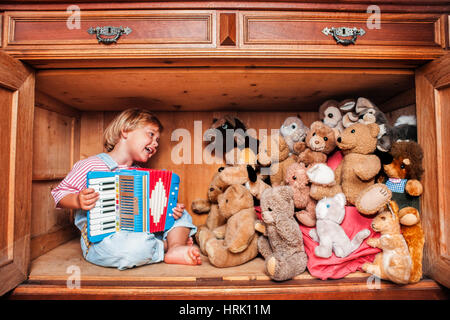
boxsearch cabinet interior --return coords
[30,65,418,281]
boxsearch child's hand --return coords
[78,188,99,210]
[172,203,185,220]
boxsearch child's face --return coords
[124,122,160,163]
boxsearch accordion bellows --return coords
[87,169,180,243]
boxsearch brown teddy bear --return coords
[257,134,296,186]
[200,184,259,267]
[285,162,317,227]
[293,121,338,166]
[362,201,413,284]
[257,186,308,281]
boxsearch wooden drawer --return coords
[239,12,442,49]
[3,10,216,49]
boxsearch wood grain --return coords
[415,52,450,288]
[36,67,415,112]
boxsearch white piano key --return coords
[89,213,116,221]
[90,222,115,231]
[88,177,116,185]
[90,206,115,215]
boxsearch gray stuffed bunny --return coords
[309,193,370,258]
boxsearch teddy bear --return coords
[257,186,308,281]
[319,99,356,132]
[279,115,309,155]
[199,184,259,267]
[335,122,395,213]
[304,122,391,214]
[257,134,296,187]
[358,140,425,282]
[191,167,228,215]
[362,201,413,284]
[293,121,338,167]
[285,162,317,227]
[309,193,370,258]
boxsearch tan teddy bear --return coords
[191,168,228,215]
[257,186,308,281]
[285,162,317,227]
[199,184,259,267]
[335,122,383,206]
[257,134,296,187]
[306,122,391,214]
[293,121,338,166]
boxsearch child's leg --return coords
[164,226,202,265]
[81,230,165,270]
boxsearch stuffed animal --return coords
[191,168,228,214]
[307,162,343,201]
[294,121,338,166]
[334,122,394,214]
[309,193,370,258]
[206,115,259,162]
[280,115,309,155]
[319,99,356,132]
[362,201,413,284]
[201,184,259,267]
[257,134,296,186]
[257,186,308,281]
[361,141,425,282]
[392,200,424,283]
[219,148,270,202]
[285,162,317,227]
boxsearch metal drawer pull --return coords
[322,27,365,46]
[87,26,132,44]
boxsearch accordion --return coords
[86,169,180,243]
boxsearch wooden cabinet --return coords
[0,1,449,299]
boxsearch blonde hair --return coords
[103,108,163,152]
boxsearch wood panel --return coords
[241,12,439,47]
[33,107,74,180]
[31,181,72,238]
[36,68,415,112]
[4,10,216,49]
[30,101,81,260]
[415,53,450,288]
[1,1,450,15]
[9,238,449,300]
[0,51,34,296]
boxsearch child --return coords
[51,108,202,270]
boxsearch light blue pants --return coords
[80,210,197,270]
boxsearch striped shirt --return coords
[51,155,129,207]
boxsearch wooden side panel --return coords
[30,98,81,260]
[0,51,34,296]
[33,107,74,180]
[415,52,450,288]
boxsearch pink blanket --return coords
[299,206,380,280]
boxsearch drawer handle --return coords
[87,26,132,44]
[322,27,365,46]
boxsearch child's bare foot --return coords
[164,244,202,265]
